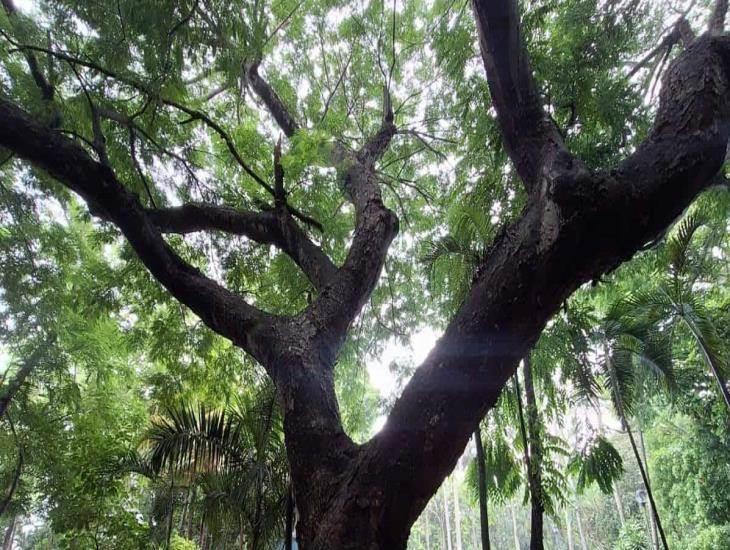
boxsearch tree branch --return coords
[0,97,280,365]
[0,32,276,197]
[245,61,300,138]
[147,203,337,291]
[710,0,728,33]
[1,0,56,116]
[312,33,730,548]
[470,0,574,194]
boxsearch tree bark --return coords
[638,429,660,550]
[474,428,491,550]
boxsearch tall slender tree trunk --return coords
[638,429,659,550]
[510,504,521,550]
[442,484,453,550]
[596,403,627,528]
[452,476,463,550]
[683,315,730,411]
[575,511,588,550]
[612,484,626,527]
[565,509,574,550]
[623,417,668,550]
[514,357,544,550]
[2,516,17,550]
[185,486,194,538]
[474,428,491,550]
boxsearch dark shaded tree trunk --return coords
[0,449,22,516]
[0,417,23,517]
[473,428,491,550]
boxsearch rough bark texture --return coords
[0,0,729,547]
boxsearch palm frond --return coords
[666,211,705,278]
[145,403,247,475]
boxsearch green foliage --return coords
[688,525,730,550]
[569,436,624,495]
[614,518,650,550]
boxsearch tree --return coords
[1,0,729,547]
[613,212,730,411]
[120,385,289,548]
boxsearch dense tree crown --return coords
[0,0,728,548]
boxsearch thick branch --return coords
[245,61,300,138]
[147,203,336,291]
[312,34,730,548]
[274,110,399,545]
[0,97,279,365]
[710,0,728,34]
[470,0,573,193]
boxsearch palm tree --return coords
[617,212,729,410]
[117,383,290,549]
[597,306,675,550]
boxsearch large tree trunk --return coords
[474,428,491,550]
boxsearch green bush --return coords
[688,525,730,550]
[614,519,650,550]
